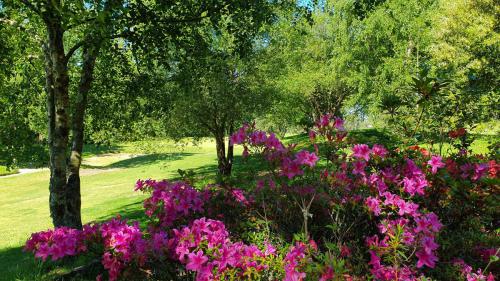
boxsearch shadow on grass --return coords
[82,153,194,169]
[0,245,105,281]
[349,129,400,147]
[0,245,45,281]
[185,155,269,189]
[282,130,401,150]
[82,143,123,157]
[92,200,154,231]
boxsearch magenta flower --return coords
[318,114,331,127]
[230,127,247,145]
[421,236,439,253]
[365,197,382,216]
[295,150,319,167]
[372,144,388,158]
[230,189,250,206]
[186,250,208,272]
[352,160,366,176]
[333,117,345,131]
[472,163,489,181]
[416,249,438,268]
[427,155,445,174]
[352,144,371,161]
[396,199,418,216]
[249,130,267,145]
[280,158,304,179]
[265,133,283,150]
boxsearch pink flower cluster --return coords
[365,195,442,279]
[453,259,495,281]
[25,218,147,281]
[350,144,389,177]
[283,241,314,281]
[359,154,443,279]
[230,124,319,179]
[444,159,492,181]
[312,114,347,143]
[99,218,146,281]
[136,179,207,227]
[168,217,276,280]
[24,227,87,261]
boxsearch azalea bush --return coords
[25,114,499,280]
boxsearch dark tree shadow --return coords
[348,129,400,147]
[94,201,146,224]
[82,144,123,157]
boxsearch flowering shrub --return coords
[25,227,87,261]
[135,179,208,227]
[24,114,499,280]
[169,217,280,280]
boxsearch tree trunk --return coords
[215,130,232,177]
[66,45,99,229]
[226,124,234,175]
[44,19,71,228]
[23,0,107,229]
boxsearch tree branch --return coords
[65,16,97,30]
[65,29,132,62]
[65,40,86,62]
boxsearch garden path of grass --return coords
[0,139,227,281]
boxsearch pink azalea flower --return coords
[295,150,319,167]
[416,249,438,268]
[352,144,371,161]
[421,236,439,253]
[427,155,445,174]
[396,199,418,216]
[426,212,443,232]
[472,163,489,181]
[333,117,345,131]
[229,129,246,145]
[372,144,388,158]
[264,241,276,256]
[186,250,208,272]
[249,130,267,145]
[318,114,331,127]
[230,189,250,206]
[352,161,366,176]
[365,197,382,216]
[265,133,284,150]
[280,158,304,179]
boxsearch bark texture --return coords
[66,45,100,229]
[44,14,71,228]
[36,1,100,229]
[215,130,233,176]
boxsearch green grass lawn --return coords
[0,139,228,281]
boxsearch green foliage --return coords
[0,165,18,176]
[0,7,47,167]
